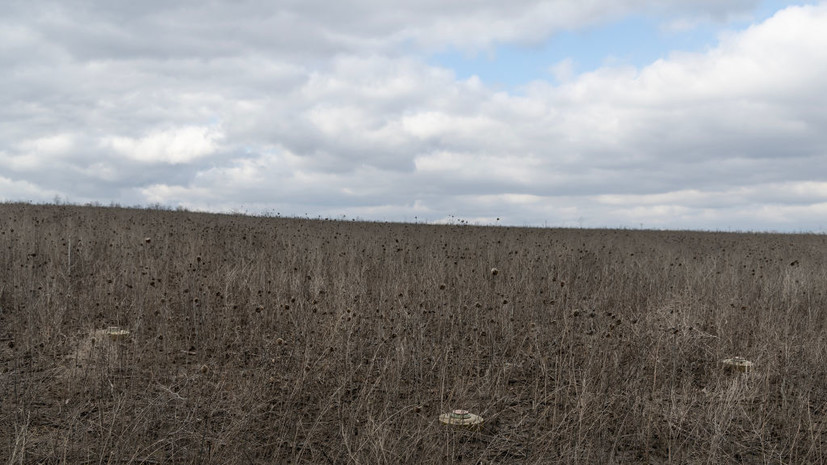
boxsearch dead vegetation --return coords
[1,202,826,463]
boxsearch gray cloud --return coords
[1,1,825,231]
[4,0,766,61]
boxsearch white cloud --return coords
[0,175,62,202]
[549,58,576,83]
[101,126,223,164]
[660,17,703,33]
[596,181,827,209]
[6,134,77,170]
[140,183,215,206]
[25,134,75,154]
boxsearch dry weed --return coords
[1,203,826,464]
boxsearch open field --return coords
[1,203,826,464]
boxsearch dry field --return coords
[1,203,826,464]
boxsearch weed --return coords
[0,203,826,463]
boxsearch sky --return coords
[2,0,826,231]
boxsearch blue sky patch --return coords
[429,0,804,89]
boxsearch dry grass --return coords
[1,202,826,464]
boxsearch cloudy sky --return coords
[2,0,826,231]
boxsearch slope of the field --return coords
[1,203,826,464]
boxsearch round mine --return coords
[106,327,131,341]
[721,356,753,373]
[439,409,484,427]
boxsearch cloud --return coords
[4,0,766,61]
[549,58,577,83]
[1,1,825,231]
[101,126,224,164]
